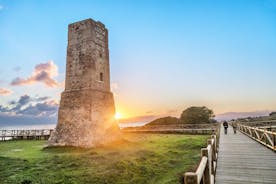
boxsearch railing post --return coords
[184,172,198,184]
[208,139,215,176]
[201,148,211,184]
[273,134,276,151]
[265,132,267,145]
[211,135,217,158]
[211,136,217,178]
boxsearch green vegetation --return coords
[180,106,215,124]
[0,134,208,184]
[269,112,276,117]
[146,116,178,126]
[237,114,276,122]
[147,106,216,126]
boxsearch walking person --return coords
[232,122,237,134]
[223,121,228,134]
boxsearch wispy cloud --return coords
[0,88,13,96]
[11,61,59,87]
[0,5,4,11]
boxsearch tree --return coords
[179,106,215,124]
[269,112,276,116]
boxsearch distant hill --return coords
[215,110,272,121]
[146,116,178,126]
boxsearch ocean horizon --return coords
[0,121,148,130]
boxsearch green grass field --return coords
[0,134,208,184]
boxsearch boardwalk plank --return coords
[215,126,276,184]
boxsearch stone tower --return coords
[48,18,120,148]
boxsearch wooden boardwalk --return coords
[0,129,53,141]
[216,126,276,184]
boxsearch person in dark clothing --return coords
[232,122,237,134]
[223,121,228,134]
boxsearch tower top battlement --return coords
[68,19,107,46]
[68,18,105,28]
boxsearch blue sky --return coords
[0,0,276,125]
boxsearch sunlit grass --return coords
[0,133,208,184]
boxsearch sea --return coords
[0,122,148,130]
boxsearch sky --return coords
[0,0,276,126]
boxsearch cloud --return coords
[0,105,9,112]
[1,94,58,116]
[11,61,59,87]
[0,112,57,127]
[18,100,58,117]
[9,94,32,112]
[0,95,58,126]
[18,95,32,105]
[0,88,13,96]
[35,96,50,101]
[0,5,4,10]
[120,115,159,123]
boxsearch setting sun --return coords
[115,112,122,120]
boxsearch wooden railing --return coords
[184,126,220,184]
[238,124,276,151]
[0,129,54,141]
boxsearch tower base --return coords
[48,89,121,148]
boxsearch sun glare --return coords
[115,112,121,120]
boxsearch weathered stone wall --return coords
[65,19,110,92]
[48,18,120,148]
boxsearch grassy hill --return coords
[0,133,208,184]
[146,116,179,126]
